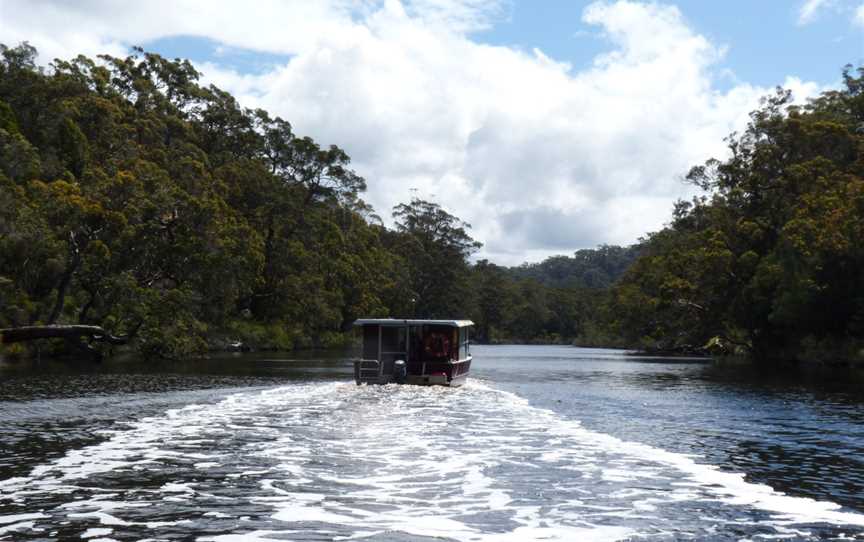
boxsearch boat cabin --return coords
[353,319,473,387]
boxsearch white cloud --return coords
[796,0,864,26]
[855,3,864,26]
[0,0,823,265]
[798,0,831,25]
[403,0,510,31]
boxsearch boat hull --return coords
[353,357,471,387]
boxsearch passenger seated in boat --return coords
[424,332,451,361]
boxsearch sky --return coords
[1,0,862,265]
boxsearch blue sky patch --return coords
[141,35,292,75]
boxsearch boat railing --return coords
[354,358,381,383]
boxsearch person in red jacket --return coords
[424,331,450,361]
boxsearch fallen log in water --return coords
[1,325,129,345]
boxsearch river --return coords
[1,345,863,541]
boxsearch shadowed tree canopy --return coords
[609,65,864,364]
[389,197,481,319]
[2,41,859,365]
[0,43,395,358]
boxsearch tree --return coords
[0,43,392,357]
[612,65,864,363]
[470,260,515,342]
[390,198,481,318]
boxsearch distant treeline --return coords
[470,245,641,345]
[1,43,861,364]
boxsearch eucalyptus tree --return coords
[613,66,864,362]
[390,197,482,319]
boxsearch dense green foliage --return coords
[610,66,864,364]
[0,44,648,358]
[509,245,640,289]
[0,44,488,358]
[2,42,860,364]
[468,248,638,345]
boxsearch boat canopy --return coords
[353,318,474,328]
[352,318,474,386]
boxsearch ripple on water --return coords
[1,380,863,541]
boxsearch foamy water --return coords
[1,378,863,541]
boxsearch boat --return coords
[352,319,474,386]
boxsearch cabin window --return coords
[409,326,424,362]
[379,325,408,377]
[381,325,407,355]
[419,325,455,361]
[362,325,379,359]
[458,327,470,359]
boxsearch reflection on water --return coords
[0,345,863,541]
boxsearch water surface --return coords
[1,345,863,540]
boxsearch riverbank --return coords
[0,322,356,363]
[4,326,863,374]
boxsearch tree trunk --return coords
[47,234,82,325]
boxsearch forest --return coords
[0,43,862,365]
[610,68,864,364]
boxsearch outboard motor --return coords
[393,359,407,384]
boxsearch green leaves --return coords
[0,43,393,357]
[390,198,481,319]
[0,127,40,182]
[614,64,864,363]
